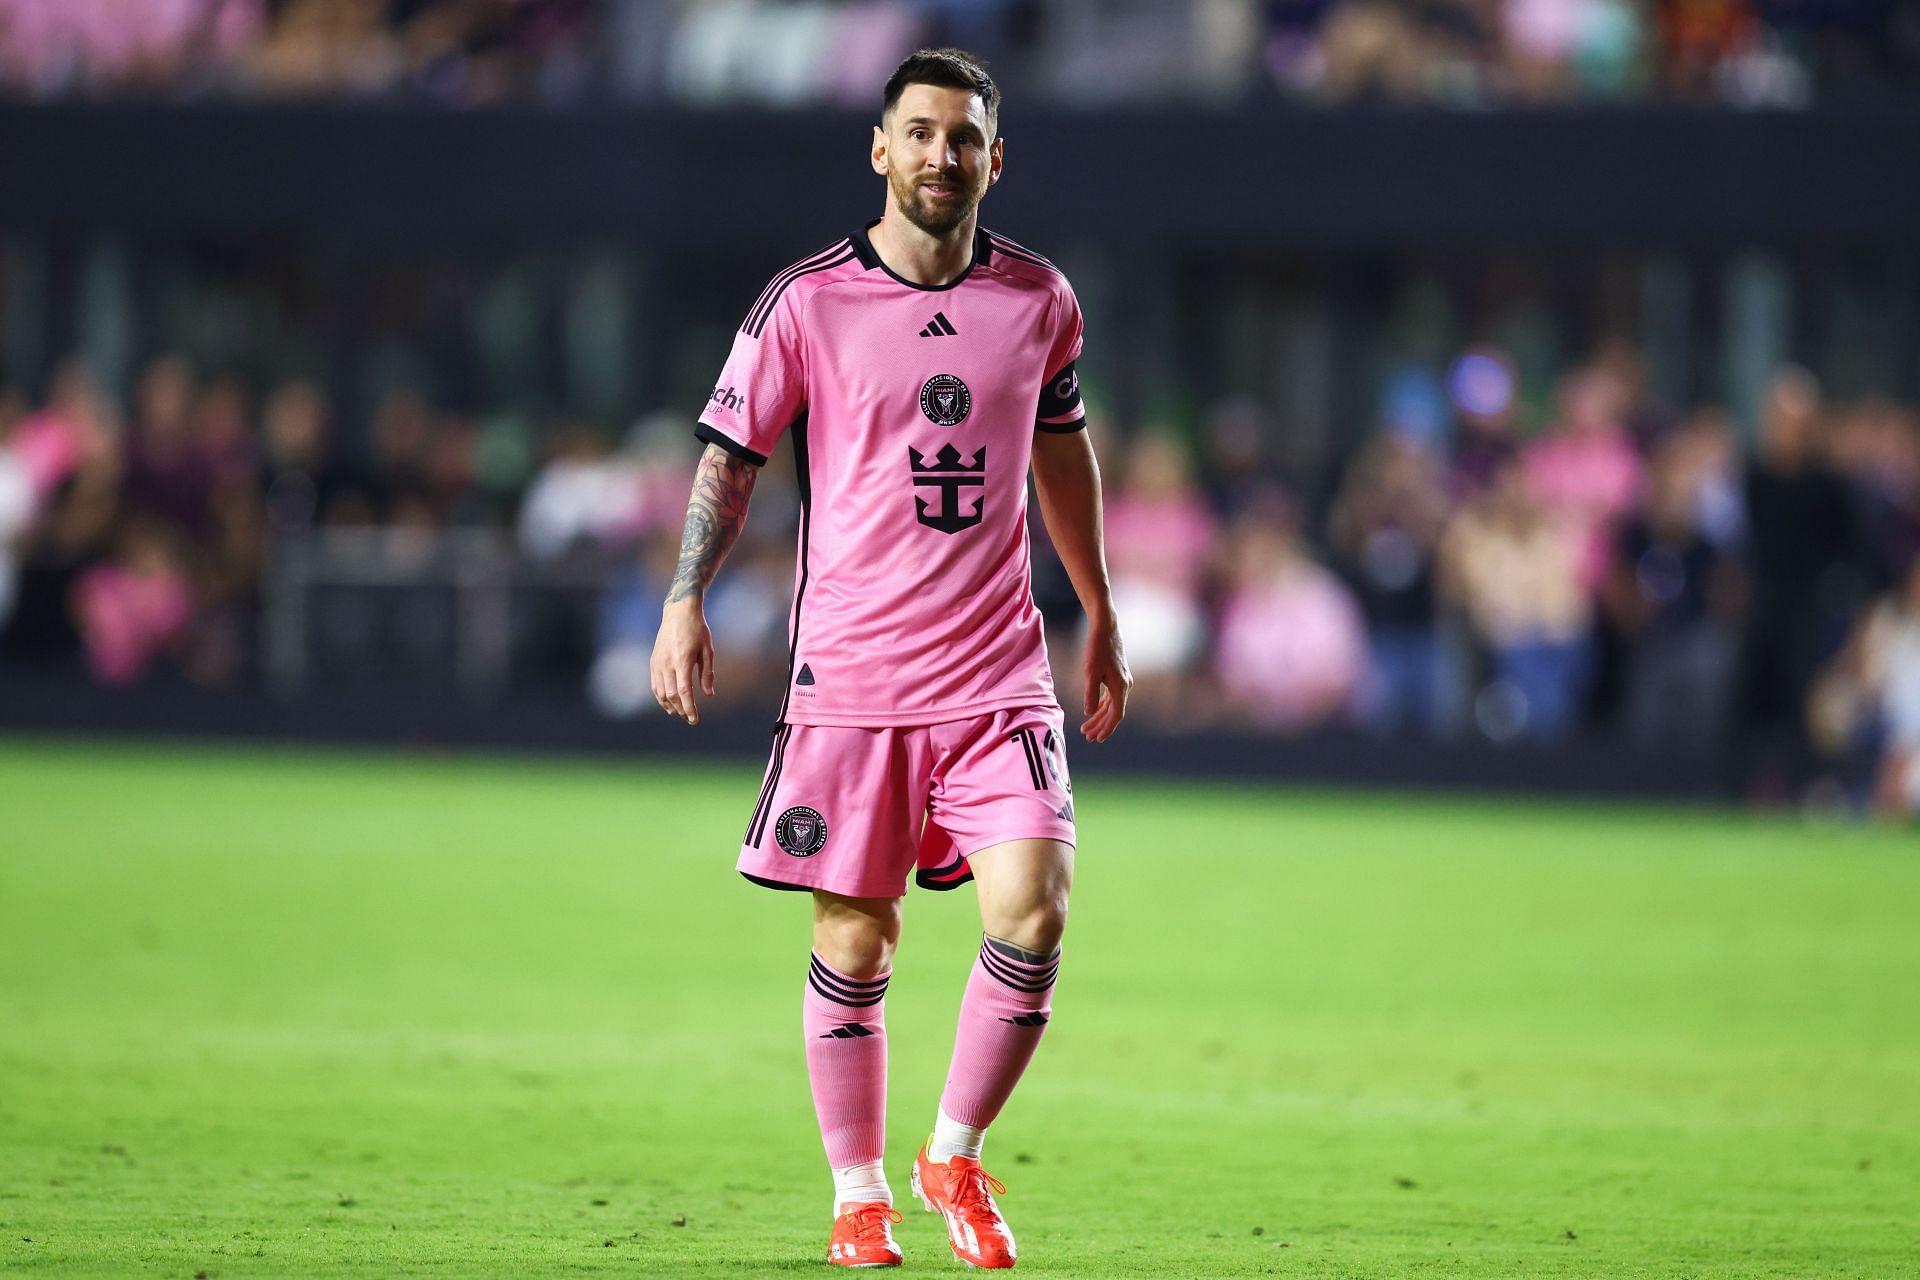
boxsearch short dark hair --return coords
[882,48,999,135]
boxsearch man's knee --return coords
[973,840,1073,955]
[996,892,1068,955]
[982,881,1069,955]
[812,893,903,978]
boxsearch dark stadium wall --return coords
[2,105,1918,249]
[0,671,1730,801]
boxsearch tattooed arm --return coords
[650,443,759,724]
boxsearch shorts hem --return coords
[915,828,1076,892]
[957,829,1077,859]
[783,696,1059,730]
[737,867,908,899]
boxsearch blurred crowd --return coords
[4,341,1919,816]
[1,0,1915,109]
[1086,354,1920,818]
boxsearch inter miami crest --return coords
[919,373,971,426]
[775,806,828,857]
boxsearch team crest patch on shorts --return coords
[775,806,829,857]
[919,373,971,426]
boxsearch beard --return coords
[891,171,979,236]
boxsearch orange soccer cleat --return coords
[911,1143,1017,1269]
[827,1201,904,1268]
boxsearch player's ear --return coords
[871,124,890,176]
[987,135,1004,187]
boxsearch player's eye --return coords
[910,129,929,141]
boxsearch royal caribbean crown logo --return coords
[908,443,986,534]
[919,373,971,426]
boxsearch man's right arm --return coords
[650,442,759,725]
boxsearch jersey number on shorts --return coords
[1010,727,1069,793]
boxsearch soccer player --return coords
[650,48,1129,1270]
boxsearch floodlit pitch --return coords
[1,740,1915,1278]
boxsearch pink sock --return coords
[938,936,1060,1130]
[803,953,889,1170]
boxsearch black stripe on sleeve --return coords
[984,231,1057,271]
[744,239,851,336]
[747,246,855,338]
[695,422,770,467]
[744,242,841,328]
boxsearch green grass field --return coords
[1,738,1916,1278]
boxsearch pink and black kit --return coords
[696,222,1087,899]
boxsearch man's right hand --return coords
[651,599,716,725]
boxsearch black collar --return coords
[850,219,990,292]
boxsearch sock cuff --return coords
[977,935,1060,992]
[808,952,891,1007]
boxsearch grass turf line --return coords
[0,738,1915,1278]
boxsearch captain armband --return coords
[1035,362,1086,433]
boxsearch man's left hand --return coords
[1080,615,1131,743]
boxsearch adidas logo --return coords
[997,1012,1049,1027]
[796,664,816,686]
[820,1024,876,1039]
[918,311,958,337]
[1055,801,1074,822]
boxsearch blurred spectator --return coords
[1103,431,1217,722]
[425,413,488,526]
[1523,362,1646,594]
[1733,367,1858,800]
[70,515,193,684]
[241,0,401,99]
[0,375,93,624]
[0,0,264,99]
[519,426,618,561]
[259,379,349,538]
[1213,492,1367,732]
[1330,431,1454,737]
[1441,459,1592,741]
[1824,559,1920,818]
[1506,0,1646,100]
[189,373,263,685]
[1445,345,1521,500]
[1313,0,1427,102]
[124,356,213,541]
[358,388,437,528]
[1829,397,1920,594]
[1603,418,1743,749]
[1197,396,1273,521]
[0,363,122,654]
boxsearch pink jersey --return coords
[697,223,1086,728]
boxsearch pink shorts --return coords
[736,705,1077,899]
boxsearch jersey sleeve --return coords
[695,289,807,466]
[1035,282,1086,434]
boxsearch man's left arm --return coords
[1031,429,1131,742]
